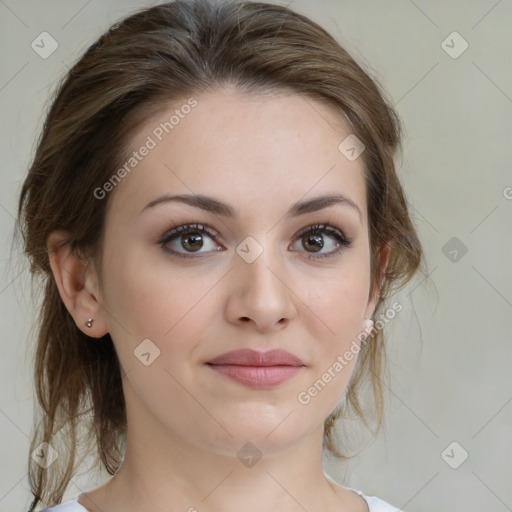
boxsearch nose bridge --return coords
[230,233,295,326]
[237,235,283,299]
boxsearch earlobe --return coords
[47,230,108,338]
[362,243,391,336]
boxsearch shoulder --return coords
[364,494,404,511]
[40,497,89,512]
[39,489,404,512]
[348,487,405,512]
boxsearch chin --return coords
[202,434,305,462]
[196,417,313,458]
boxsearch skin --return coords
[48,86,389,512]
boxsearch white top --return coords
[40,488,404,511]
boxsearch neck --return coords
[79,385,367,512]
[89,419,361,512]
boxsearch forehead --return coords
[107,87,367,225]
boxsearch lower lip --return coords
[207,364,303,388]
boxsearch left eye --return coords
[158,222,352,260]
[290,224,352,260]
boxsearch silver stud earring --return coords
[360,317,374,340]
[85,318,94,328]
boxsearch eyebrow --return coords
[140,192,362,223]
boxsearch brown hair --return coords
[16,0,426,509]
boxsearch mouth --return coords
[205,348,305,389]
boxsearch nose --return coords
[224,238,297,333]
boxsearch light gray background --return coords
[1,1,511,511]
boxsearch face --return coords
[95,86,377,457]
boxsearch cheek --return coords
[100,242,216,367]
[302,264,370,343]
[100,257,211,421]
[296,269,369,408]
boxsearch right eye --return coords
[157,222,224,259]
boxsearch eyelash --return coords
[157,222,352,261]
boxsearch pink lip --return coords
[206,349,305,389]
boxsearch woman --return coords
[17,1,426,510]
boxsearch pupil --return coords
[183,233,203,252]
[304,234,323,252]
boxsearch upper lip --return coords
[206,349,304,367]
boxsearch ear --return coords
[362,243,391,332]
[47,230,109,338]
